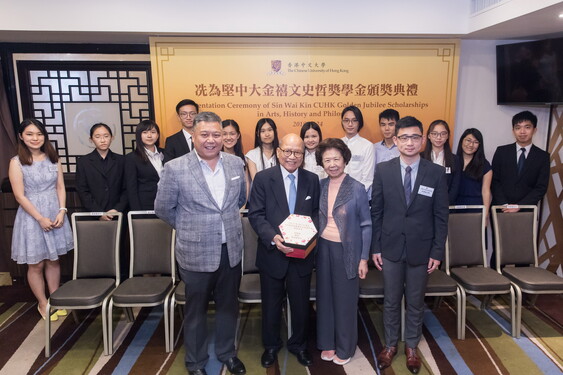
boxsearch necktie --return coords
[288,174,296,214]
[517,147,526,175]
[404,166,412,205]
[189,138,194,152]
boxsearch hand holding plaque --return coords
[278,214,318,258]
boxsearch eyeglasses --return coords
[463,138,480,146]
[396,134,423,143]
[342,119,359,125]
[429,131,448,138]
[179,111,197,118]
[279,148,304,158]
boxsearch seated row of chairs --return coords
[44,206,563,358]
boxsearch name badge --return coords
[445,167,451,174]
[351,154,364,162]
[418,185,434,197]
[48,165,58,172]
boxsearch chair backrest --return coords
[242,216,259,273]
[128,211,175,279]
[491,205,537,269]
[446,206,486,269]
[72,212,122,282]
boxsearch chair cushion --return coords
[175,281,185,304]
[112,277,173,305]
[451,267,511,292]
[50,278,115,307]
[502,267,563,291]
[239,273,261,301]
[359,269,384,296]
[426,270,458,294]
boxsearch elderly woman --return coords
[315,138,372,365]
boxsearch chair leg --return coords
[107,299,114,355]
[512,285,522,339]
[169,295,176,352]
[71,309,79,324]
[102,297,111,356]
[400,297,405,342]
[125,307,135,322]
[45,301,52,357]
[460,289,467,340]
[456,288,463,340]
[286,299,292,339]
[164,295,170,353]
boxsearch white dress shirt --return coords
[303,149,327,179]
[182,129,193,151]
[342,134,375,192]
[515,143,532,163]
[195,152,227,243]
[144,147,163,177]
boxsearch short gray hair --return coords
[194,112,222,129]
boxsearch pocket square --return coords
[305,196,311,200]
[231,175,241,180]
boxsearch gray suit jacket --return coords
[155,151,246,272]
[371,157,448,265]
[319,174,372,279]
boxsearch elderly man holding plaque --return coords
[248,133,320,368]
[315,138,371,365]
[155,112,247,375]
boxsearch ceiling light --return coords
[559,13,563,18]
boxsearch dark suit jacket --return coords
[164,130,191,162]
[491,143,550,205]
[248,165,320,279]
[75,149,128,212]
[371,157,449,265]
[125,148,164,211]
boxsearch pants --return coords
[316,238,359,358]
[382,254,428,348]
[260,263,311,352]
[178,244,241,371]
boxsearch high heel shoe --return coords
[38,305,58,321]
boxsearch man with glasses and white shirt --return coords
[340,106,375,195]
[164,99,199,161]
[371,116,448,374]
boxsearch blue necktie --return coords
[288,174,296,214]
[404,166,412,205]
[517,147,526,175]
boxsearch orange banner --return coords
[150,38,459,152]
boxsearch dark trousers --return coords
[382,254,428,348]
[178,245,241,371]
[316,238,359,358]
[260,264,311,352]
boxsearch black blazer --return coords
[75,149,127,212]
[164,130,191,162]
[371,157,449,265]
[491,143,550,205]
[125,148,164,210]
[248,165,320,279]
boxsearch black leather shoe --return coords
[225,357,246,374]
[188,369,207,375]
[261,348,277,368]
[292,350,313,366]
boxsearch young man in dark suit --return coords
[248,134,320,368]
[164,99,199,161]
[492,110,550,211]
[371,116,449,374]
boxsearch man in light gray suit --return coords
[155,112,247,375]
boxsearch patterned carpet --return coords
[0,285,561,375]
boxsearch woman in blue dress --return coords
[455,128,492,213]
[9,119,73,321]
